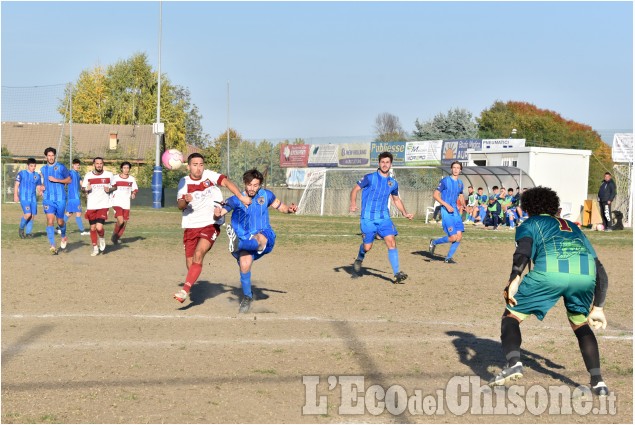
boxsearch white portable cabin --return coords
[467,147,591,221]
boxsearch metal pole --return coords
[69,84,73,165]
[227,80,230,178]
[152,1,164,208]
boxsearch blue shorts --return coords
[507,271,595,321]
[232,228,276,262]
[20,200,38,215]
[65,199,82,214]
[42,200,67,219]
[441,209,464,236]
[360,218,397,244]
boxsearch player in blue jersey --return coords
[40,147,71,254]
[349,152,414,283]
[13,157,43,239]
[429,161,465,264]
[489,186,610,397]
[213,169,297,313]
[59,159,89,236]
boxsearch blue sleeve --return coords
[264,189,277,207]
[458,180,464,194]
[390,180,399,196]
[60,164,70,179]
[225,196,239,212]
[15,170,23,183]
[357,174,370,189]
[436,177,446,192]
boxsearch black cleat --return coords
[592,381,609,397]
[239,296,253,314]
[19,228,25,239]
[393,271,408,284]
[428,239,436,255]
[111,233,119,244]
[444,258,457,264]
[353,259,363,275]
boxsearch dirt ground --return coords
[1,204,632,423]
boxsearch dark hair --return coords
[477,187,483,191]
[604,172,612,176]
[120,161,132,170]
[468,185,473,189]
[72,158,81,165]
[520,186,560,217]
[44,147,56,156]
[93,157,104,163]
[450,161,463,170]
[377,151,393,163]
[508,188,514,193]
[242,169,264,184]
[27,157,37,165]
[187,152,204,164]
[492,185,499,191]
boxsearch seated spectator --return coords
[484,195,502,229]
[472,187,488,225]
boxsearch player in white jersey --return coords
[82,157,114,256]
[173,153,251,304]
[110,161,139,244]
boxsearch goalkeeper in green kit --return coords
[489,186,610,397]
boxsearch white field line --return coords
[3,312,632,340]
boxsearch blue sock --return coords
[59,223,67,238]
[20,217,26,229]
[240,271,252,298]
[447,241,461,259]
[64,214,70,224]
[46,226,55,246]
[356,243,366,261]
[238,238,259,252]
[433,236,449,245]
[388,248,399,275]
[75,216,85,232]
[26,219,34,235]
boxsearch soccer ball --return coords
[596,224,604,231]
[162,149,184,170]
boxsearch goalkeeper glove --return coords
[503,275,521,306]
[587,306,607,330]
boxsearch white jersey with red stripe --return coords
[177,169,226,229]
[110,174,139,210]
[83,170,114,210]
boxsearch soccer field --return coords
[1,203,632,423]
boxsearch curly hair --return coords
[242,169,264,184]
[520,186,560,217]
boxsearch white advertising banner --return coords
[285,168,326,189]
[612,133,633,163]
[481,139,526,149]
[405,140,443,165]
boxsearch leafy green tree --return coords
[478,101,613,189]
[413,108,478,140]
[374,112,407,142]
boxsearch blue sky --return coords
[2,1,633,143]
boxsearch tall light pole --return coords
[227,80,230,178]
[152,1,164,208]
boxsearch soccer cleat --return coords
[226,224,238,253]
[239,296,253,314]
[98,237,106,252]
[353,259,363,275]
[49,246,58,255]
[60,237,68,250]
[56,227,62,235]
[80,231,90,236]
[592,381,609,397]
[489,362,523,387]
[91,245,100,256]
[393,271,408,284]
[19,228,26,239]
[173,289,188,304]
[111,233,119,244]
[428,239,436,255]
[444,258,457,264]
[25,234,34,239]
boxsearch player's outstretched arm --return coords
[391,195,413,220]
[222,177,251,207]
[349,185,361,212]
[213,204,229,220]
[271,199,297,214]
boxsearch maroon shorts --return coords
[112,206,130,220]
[183,224,221,258]
[85,208,109,223]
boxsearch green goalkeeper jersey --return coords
[516,214,597,276]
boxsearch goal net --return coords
[296,167,443,216]
[612,163,632,228]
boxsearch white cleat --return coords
[91,245,100,256]
[80,231,90,236]
[60,237,68,250]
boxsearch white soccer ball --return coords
[596,224,604,231]
[162,149,184,170]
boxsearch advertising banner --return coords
[405,140,443,165]
[370,141,406,165]
[285,167,326,189]
[307,144,339,167]
[612,133,633,163]
[338,144,371,167]
[441,139,482,165]
[280,144,310,168]
[482,139,526,150]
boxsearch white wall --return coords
[468,147,591,221]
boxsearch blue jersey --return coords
[15,169,42,202]
[436,176,464,207]
[357,171,399,221]
[67,169,82,200]
[40,162,70,202]
[225,188,276,239]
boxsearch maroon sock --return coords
[184,263,202,293]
